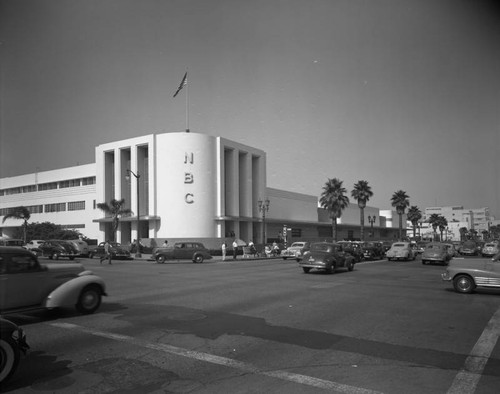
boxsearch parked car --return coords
[359,241,385,260]
[0,246,106,314]
[89,242,132,260]
[24,240,45,250]
[68,239,90,257]
[0,316,29,383]
[281,241,310,261]
[153,242,212,263]
[460,240,478,256]
[444,243,459,258]
[299,242,355,274]
[421,242,451,265]
[337,241,364,262]
[481,242,499,257]
[415,241,429,254]
[38,240,80,260]
[385,242,415,261]
[442,257,500,294]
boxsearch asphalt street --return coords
[2,254,500,394]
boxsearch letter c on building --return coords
[185,193,194,204]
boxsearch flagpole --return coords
[185,69,189,132]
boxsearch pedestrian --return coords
[100,240,112,265]
[162,240,169,247]
[232,239,238,260]
[221,242,227,261]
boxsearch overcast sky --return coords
[1,0,499,216]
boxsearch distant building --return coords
[406,206,493,241]
[1,131,402,245]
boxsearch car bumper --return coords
[300,262,326,269]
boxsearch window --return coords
[68,201,85,211]
[59,179,81,188]
[44,203,66,212]
[291,228,302,237]
[38,182,57,191]
[82,177,96,185]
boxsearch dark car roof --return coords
[0,246,34,255]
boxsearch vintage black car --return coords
[89,242,132,260]
[359,241,385,260]
[337,241,364,262]
[299,242,355,274]
[153,242,212,264]
[38,240,79,260]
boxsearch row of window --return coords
[0,200,88,216]
[0,177,96,196]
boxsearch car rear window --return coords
[393,243,406,247]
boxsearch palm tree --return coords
[407,206,422,240]
[96,198,132,242]
[319,178,350,242]
[351,180,373,241]
[428,213,441,241]
[437,216,448,241]
[459,227,469,241]
[390,190,410,240]
[2,206,31,243]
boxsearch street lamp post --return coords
[367,215,376,238]
[126,169,141,258]
[258,198,270,246]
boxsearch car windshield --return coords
[290,243,305,247]
[392,243,406,248]
[463,241,476,248]
[427,244,443,250]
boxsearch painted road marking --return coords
[50,322,383,394]
[447,306,500,394]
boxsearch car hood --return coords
[447,259,487,270]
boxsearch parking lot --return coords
[3,254,500,393]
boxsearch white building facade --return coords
[1,131,403,245]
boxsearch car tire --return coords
[326,264,334,274]
[422,260,427,265]
[302,267,311,273]
[387,257,392,261]
[193,254,204,264]
[76,285,102,314]
[453,275,475,294]
[69,256,75,260]
[88,252,94,259]
[0,336,20,384]
[282,257,288,260]
[347,261,354,271]
[156,255,166,264]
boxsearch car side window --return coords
[5,254,40,274]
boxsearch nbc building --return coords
[0,131,401,246]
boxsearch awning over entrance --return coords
[93,215,161,223]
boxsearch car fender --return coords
[44,274,106,309]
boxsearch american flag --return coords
[173,72,187,98]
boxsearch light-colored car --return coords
[281,242,310,261]
[299,242,355,274]
[422,242,451,265]
[385,242,415,261]
[481,242,499,257]
[0,246,106,314]
[442,257,500,293]
[24,240,45,250]
[68,239,90,257]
